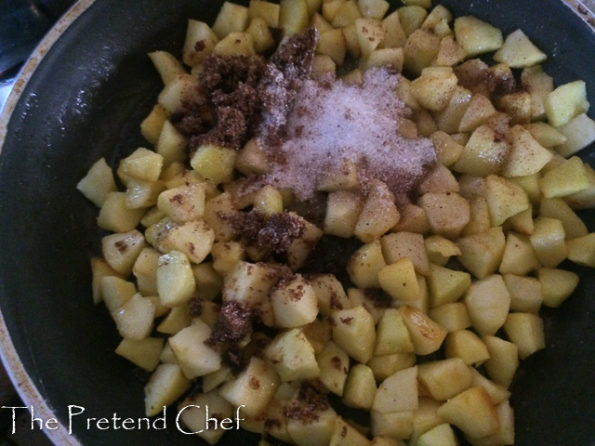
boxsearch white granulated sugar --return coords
[261,67,436,201]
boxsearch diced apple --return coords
[418,192,470,239]
[375,308,414,355]
[404,29,440,74]
[77,158,117,207]
[330,417,372,446]
[537,267,579,308]
[178,391,233,445]
[310,274,351,316]
[373,366,418,413]
[568,233,595,268]
[97,192,145,233]
[399,306,447,355]
[219,356,280,417]
[453,125,509,176]
[91,257,123,304]
[371,410,414,439]
[368,353,416,381]
[499,232,539,276]
[464,275,510,336]
[265,328,320,381]
[270,274,318,328]
[437,387,499,439]
[485,175,530,226]
[343,364,377,409]
[540,156,590,198]
[445,329,490,366]
[144,363,191,416]
[454,16,503,57]
[115,337,163,372]
[332,306,376,363]
[347,240,387,288]
[503,274,543,313]
[501,125,553,177]
[493,29,546,68]
[555,113,595,157]
[468,399,515,446]
[411,67,458,112]
[483,336,519,388]
[378,258,420,302]
[398,5,428,36]
[428,264,471,307]
[156,304,191,335]
[457,227,506,279]
[286,402,337,446]
[503,312,545,359]
[157,251,196,307]
[355,18,385,57]
[428,302,471,332]
[169,320,221,378]
[545,80,589,127]
[157,183,206,224]
[355,181,399,242]
[280,0,309,36]
[317,341,350,396]
[418,358,473,401]
[530,217,568,267]
[102,230,146,275]
[424,236,461,266]
[112,294,155,341]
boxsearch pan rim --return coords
[0,1,95,444]
[0,1,592,446]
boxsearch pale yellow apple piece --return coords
[530,217,568,267]
[457,227,506,279]
[545,80,589,127]
[373,366,418,413]
[332,306,376,363]
[493,29,546,68]
[437,387,499,439]
[464,274,511,336]
[454,16,503,57]
[445,329,490,366]
[144,363,191,416]
[485,175,530,227]
[399,305,447,355]
[537,267,579,308]
[169,320,221,379]
[219,356,280,417]
[428,302,471,332]
[418,358,473,401]
[501,125,553,177]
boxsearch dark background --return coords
[1,4,75,445]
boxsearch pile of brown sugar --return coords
[174,28,436,202]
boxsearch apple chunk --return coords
[218,356,280,417]
[373,366,418,413]
[265,328,320,382]
[464,275,511,336]
[169,320,222,379]
[332,306,376,363]
[437,387,499,439]
[270,274,318,328]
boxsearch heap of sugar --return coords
[259,67,436,201]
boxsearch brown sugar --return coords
[230,210,305,255]
[205,300,253,347]
[172,29,319,152]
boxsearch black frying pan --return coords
[0,0,593,445]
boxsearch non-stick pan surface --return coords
[0,0,593,445]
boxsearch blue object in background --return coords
[0,0,75,110]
